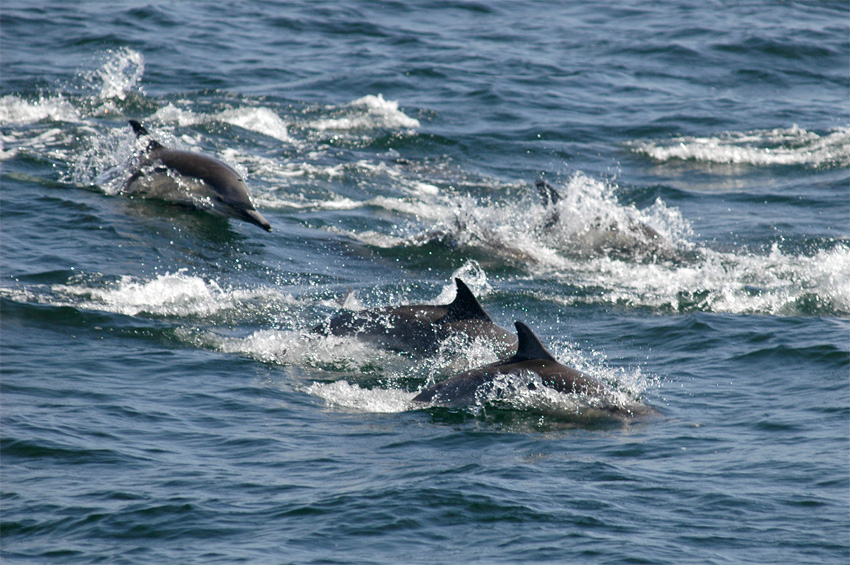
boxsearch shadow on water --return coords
[0,296,185,348]
[421,404,662,432]
[118,198,255,244]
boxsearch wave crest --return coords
[631,126,850,168]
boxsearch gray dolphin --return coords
[125,119,271,231]
[314,278,517,357]
[413,321,637,414]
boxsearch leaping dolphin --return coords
[413,321,649,417]
[125,119,271,231]
[314,278,517,357]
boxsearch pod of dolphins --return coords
[317,278,648,416]
[120,120,653,418]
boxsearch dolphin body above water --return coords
[413,321,650,416]
[125,119,271,231]
[314,278,517,357]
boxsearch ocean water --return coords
[1,0,849,562]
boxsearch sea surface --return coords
[2,1,849,563]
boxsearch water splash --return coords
[317,170,690,266]
[430,261,492,305]
[308,93,420,131]
[50,270,294,319]
[0,94,81,127]
[208,329,406,374]
[307,381,416,413]
[151,103,291,142]
[217,107,290,142]
[93,47,145,101]
[70,124,140,192]
[289,164,846,316]
[544,242,850,316]
[465,370,654,421]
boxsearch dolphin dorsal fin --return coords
[129,119,164,151]
[535,179,561,229]
[443,278,491,322]
[535,179,561,207]
[510,321,558,362]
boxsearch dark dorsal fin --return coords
[509,321,558,363]
[129,119,149,136]
[535,179,561,229]
[535,179,561,207]
[442,278,492,322]
[129,119,164,151]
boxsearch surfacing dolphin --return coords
[413,321,652,417]
[535,179,680,262]
[314,278,517,357]
[125,119,271,231]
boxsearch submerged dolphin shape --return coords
[314,278,517,357]
[125,119,271,231]
[413,321,643,415]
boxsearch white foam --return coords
[459,370,653,421]
[150,103,201,127]
[543,242,850,315]
[0,94,81,126]
[210,329,401,372]
[631,125,850,168]
[348,94,420,128]
[309,94,420,131]
[307,381,416,413]
[217,107,290,142]
[51,270,293,318]
[313,171,688,268]
[149,104,291,143]
[0,48,144,130]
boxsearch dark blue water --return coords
[2,1,849,562]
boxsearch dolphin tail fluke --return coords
[444,278,491,322]
[511,321,558,363]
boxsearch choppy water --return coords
[2,1,849,563]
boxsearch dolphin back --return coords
[157,150,250,205]
[413,321,612,407]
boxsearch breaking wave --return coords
[307,94,420,132]
[631,126,850,169]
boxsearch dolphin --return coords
[536,178,663,240]
[535,179,679,261]
[314,278,517,357]
[413,321,638,414]
[125,119,271,231]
